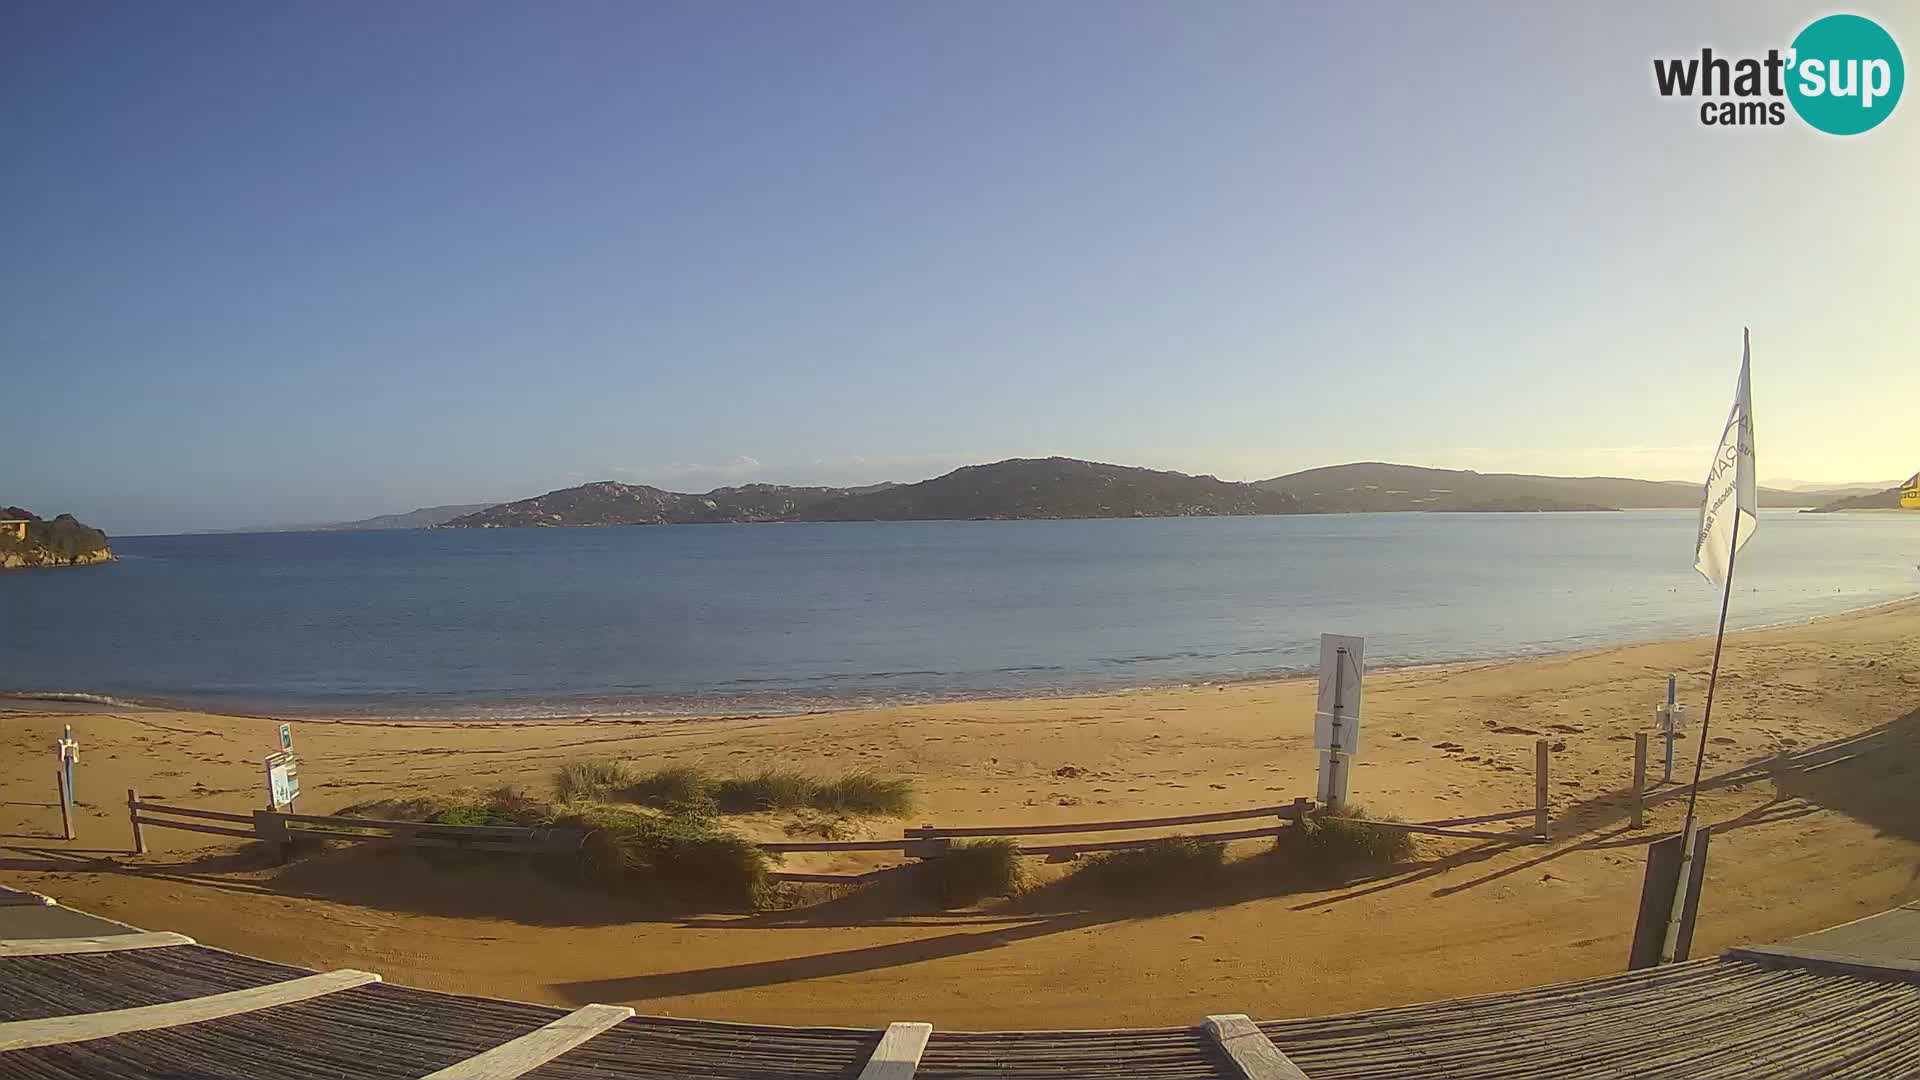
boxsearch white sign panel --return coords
[1314,711,1361,756]
[1314,634,1365,752]
[266,752,300,810]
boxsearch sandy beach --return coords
[3,600,1916,1029]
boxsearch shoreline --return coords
[2,596,1915,1026]
[10,591,1917,725]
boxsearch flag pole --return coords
[1662,327,1752,963]
[1660,510,1738,962]
[1680,507,1740,837]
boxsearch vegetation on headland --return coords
[440,458,1869,528]
[0,507,112,569]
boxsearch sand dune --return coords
[2,600,1916,1028]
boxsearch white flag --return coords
[1694,329,1757,586]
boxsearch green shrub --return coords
[1069,836,1227,894]
[553,802,773,908]
[1275,805,1416,871]
[553,760,638,802]
[919,838,1028,906]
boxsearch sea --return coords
[2,510,1915,720]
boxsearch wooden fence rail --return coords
[126,781,1548,877]
[905,800,1310,840]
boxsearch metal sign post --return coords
[57,726,80,806]
[1313,634,1365,811]
[1655,675,1686,784]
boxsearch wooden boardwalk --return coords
[0,892,1915,1078]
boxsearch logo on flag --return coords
[1694,330,1757,586]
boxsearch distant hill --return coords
[199,504,492,534]
[437,458,1890,528]
[0,507,112,569]
[1253,462,1845,512]
[314,504,491,531]
[444,482,895,528]
[796,458,1302,520]
[1804,487,1905,513]
[443,461,1297,527]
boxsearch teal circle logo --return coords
[1787,14,1904,135]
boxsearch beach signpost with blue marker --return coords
[58,725,79,805]
[265,724,299,812]
[55,726,80,841]
[1656,675,1686,784]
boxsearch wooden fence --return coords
[126,747,1553,886]
[1626,727,1878,828]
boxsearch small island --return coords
[0,507,113,570]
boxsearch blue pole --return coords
[1663,676,1676,783]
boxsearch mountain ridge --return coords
[441,458,1867,527]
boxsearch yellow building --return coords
[0,519,27,542]
[1902,472,1920,510]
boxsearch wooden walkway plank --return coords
[1203,1014,1311,1080]
[0,931,194,957]
[0,968,380,1050]
[419,1003,635,1079]
[857,1021,933,1080]
[1727,944,1920,983]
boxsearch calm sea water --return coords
[2,511,1915,719]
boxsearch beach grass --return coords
[552,761,638,802]
[919,838,1028,906]
[1274,804,1416,871]
[558,761,917,817]
[1066,835,1228,894]
[341,786,773,907]
[551,801,773,909]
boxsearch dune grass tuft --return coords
[569,762,915,817]
[553,761,638,803]
[814,772,916,816]
[621,765,714,808]
[1274,804,1416,871]
[551,802,774,909]
[1067,835,1228,894]
[713,768,818,813]
[918,838,1028,906]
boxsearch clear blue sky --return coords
[3,2,1912,534]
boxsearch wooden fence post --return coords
[1631,733,1648,829]
[128,788,147,854]
[57,771,73,841]
[1289,797,1310,823]
[254,810,292,864]
[1533,739,1550,839]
